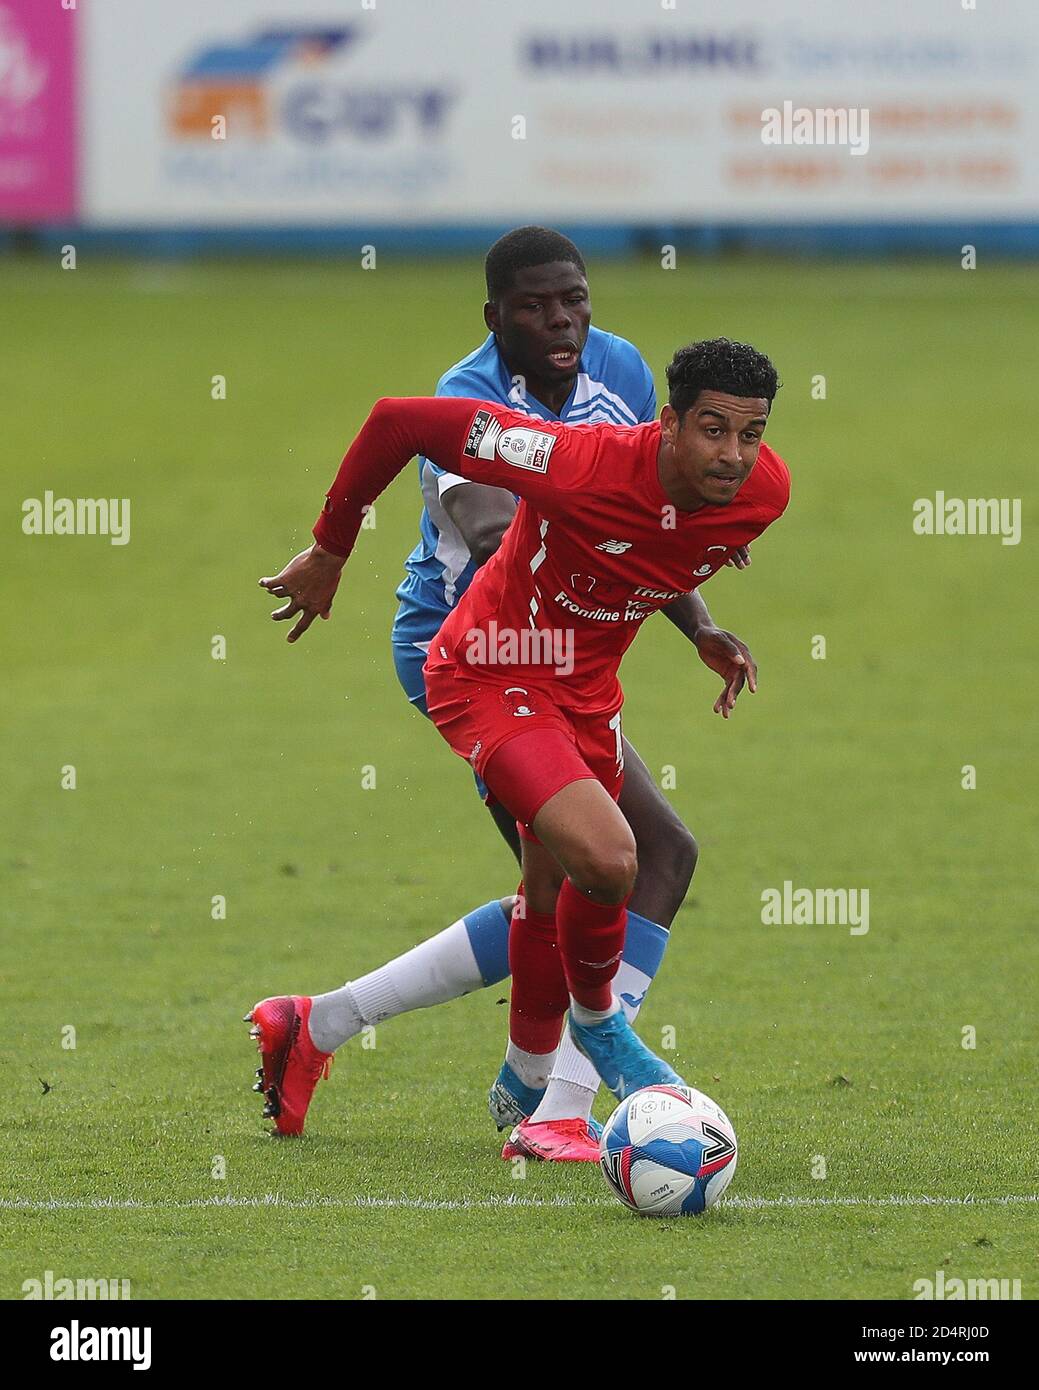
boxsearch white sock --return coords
[308,917,485,1053]
[308,982,364,1054]
[527,1028,597,1123]
[505,1040,556,1090]
[569,994,621,1027]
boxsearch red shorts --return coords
[423,658,625,830]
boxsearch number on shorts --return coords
[608,711,624,775]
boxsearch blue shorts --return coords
[391,639,490,801]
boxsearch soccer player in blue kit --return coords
[260,228,759,1160]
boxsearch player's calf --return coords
[618,737,698,929]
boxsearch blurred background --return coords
[2,0,1037,255]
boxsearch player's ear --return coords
[660,403,679,445]
[484,300,499,335]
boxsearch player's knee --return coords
[662,822,699,898]
[635,819,697,921]
[567,833,638,904]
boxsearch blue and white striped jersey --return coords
[391,326,656,647]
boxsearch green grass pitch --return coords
[1,253,1036,1300]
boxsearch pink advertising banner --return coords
[0,0,76,220]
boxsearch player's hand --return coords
[693,626,758,719]
[259,543,345,643]
[725,545,751,569]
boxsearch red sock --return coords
[556,878,629,1012]
[508,895,569,1054]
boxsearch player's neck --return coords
[503,357,574,417]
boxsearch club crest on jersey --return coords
[595,539,632,554]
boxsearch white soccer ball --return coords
[599,1084,738,1216]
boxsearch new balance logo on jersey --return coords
[595,539,632,554]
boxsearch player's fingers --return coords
[271,599,301,622]
[287,610,318,643]
[729,644,754,681]
[726,669,746,707]
[259,574,288,591]
[745,657,758,694]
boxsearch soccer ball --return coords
[599,1084,738,1216]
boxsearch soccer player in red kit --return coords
[247,338,789,1140]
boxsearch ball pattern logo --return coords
[599,1084,738,1216]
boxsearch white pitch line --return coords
[1,1194,1036,1213]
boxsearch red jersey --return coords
[314,397,790,713]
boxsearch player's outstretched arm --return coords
[260,397,577,643]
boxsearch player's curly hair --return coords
[666,339,780,419]
[485,226,587,302]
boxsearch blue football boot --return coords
[568,1007,684,1101]
[487,1062,546,1132]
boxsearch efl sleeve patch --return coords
[463,412,556,473]
[494,426,556,473]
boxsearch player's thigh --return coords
[531,778,637,903]
[617,736,694,856]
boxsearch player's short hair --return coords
[666,339,780,420]
[485,226,587,302]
